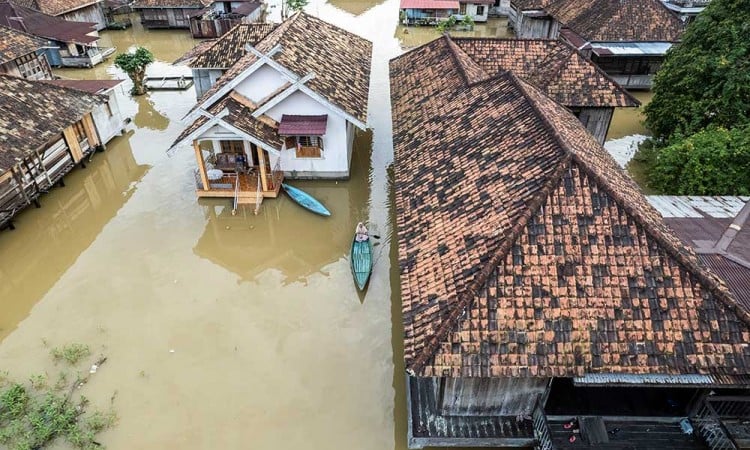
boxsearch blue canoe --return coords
[282,183,331,216]
[351,236,373,291]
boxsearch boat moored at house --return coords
[0,1,115,68]
[171,12,371,212]
[391,34,750,450]
[0,75,106,230]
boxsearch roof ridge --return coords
[406,71,573,375]
[443,34,489,86]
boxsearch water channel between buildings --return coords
[0,3,651,449]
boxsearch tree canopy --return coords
[644,0,750,142]
[114,47,154,96]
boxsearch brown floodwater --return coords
[0,4,650,449]
[606,90,655,140]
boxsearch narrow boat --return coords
[282,183,331,216]
[351,223,373,291]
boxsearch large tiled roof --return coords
[0,1,98,44]
[0,74,102,174]
[452,37,637,108]
[194,12,371,125]
[183,23,278,68]
[173,96,283,150]
[13,0,97,15]
[544,0,683,42]
[132,0,208,8]
[0,24,44,64]
[391,36,750,379]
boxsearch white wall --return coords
[463,3,489,22]
[92,88,126,144]
[234,64,287,103]
[266,90,351,179]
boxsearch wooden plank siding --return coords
[571,107,614,144]
[439,377,549,416]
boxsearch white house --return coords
[46,79,128,145]
[171,12,371,210]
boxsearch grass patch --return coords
[50,343,91,365]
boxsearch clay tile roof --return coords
[0,24,45,64]
[0,74,102,174]
[172,96,283,150]
[390,36,750,379]
[544,0,684,43]
[451,36,637,108]
[194,12,372,125]
[132,0,209,8]
[182,23,278,68]
[0,1,99,44]
[13,0,97,16]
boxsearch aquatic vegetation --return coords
[50,343,91,365]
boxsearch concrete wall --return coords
[462,3,489,22]
[266,91,351,179]
[91,88,126,145]
[234,64,287,103]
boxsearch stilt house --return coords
[188,0,262,38]
[0,75,104,230]
[0,25,52,80]
[0,1,114,68]
[133,0,210,28]
[171,12,371,210]
[391,35,750,450]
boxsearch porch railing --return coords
[269,159,282,191]
[532,396,555,450]
[691,396,750,450]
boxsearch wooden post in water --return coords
[257,146,269,192]
[194,140,209,191]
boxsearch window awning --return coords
[278,114,328,136]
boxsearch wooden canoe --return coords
[282,183,331,216]
[351,236,373,291]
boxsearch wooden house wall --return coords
[572,107,614,144]
[438,377,550,416]
[61,3,107,30]
[591,54,664,89]
[0,52,53,80]
[139,7,196,28]
[190,17,243,38]
[516,14,560,39]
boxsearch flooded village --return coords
[1,0,750,449]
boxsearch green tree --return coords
[643,0,750,142]
[282,0,308,19]
[114,47,155,96]
[649,125,750,195]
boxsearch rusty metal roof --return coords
[0,1,99,44]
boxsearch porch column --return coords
[257,146,269,192]
[194,140,209,191]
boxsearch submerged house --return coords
[0,75,104,230]
[0,1,114,68]
[188,0,262,38]
[171,12,371,210]
[391,36,750,450]
[14,0,107,30]
[436,36,639,143]
[399,0,491,25]
[0,25,53,80]
[133,0,209,28]
[45,79,127,145]
[177,22,277,97]
[509,0,684,89]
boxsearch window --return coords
[16,54,45,80]
[294,136,323,158]
[105,102,113,118]
[476,5,485,15]
[220,140,244,154]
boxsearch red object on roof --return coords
[278,115,328,136]
[400,0,459,9]
[45,79,123,94]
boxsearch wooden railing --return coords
[295,145,321,158]
[532,396,555,450]
[691,396,750,450]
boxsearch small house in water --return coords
[0,25,53,80]
[407,36,638,143]
[188,0,262,38]
[133,0,209,28]
[0,1,114,68]
[509,0,684,89]
[391,37,750,450]
[13,0,107,30]
[172,12,371,210]
[176,22,277,97]
[0,75,105,230]
[45,79,127,145]
[399,0,492,25]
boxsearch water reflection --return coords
[328,0,386,15]
[0,134,148,339]
[133,93,170,130]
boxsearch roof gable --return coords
[191,12,371,127]
[544,0,684,43]
[391,37,750,379]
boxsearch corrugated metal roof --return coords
[591,41,672,56]
[574,373,715,386]
[647,196,750,219]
